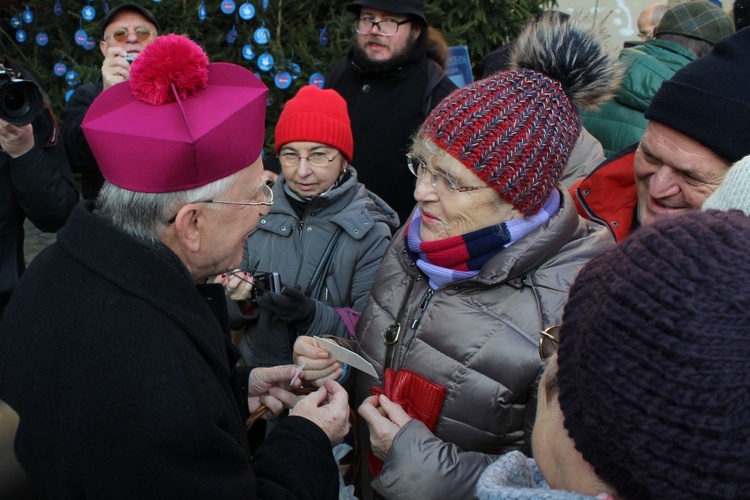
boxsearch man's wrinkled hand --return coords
[290,379,349,445]
[247,365,302,418]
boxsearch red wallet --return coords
[367,368,447,477]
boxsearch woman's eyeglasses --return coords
[103,27,155,43]
[407,154,491,195]
[278,151,340,168]
[539,325,560,363]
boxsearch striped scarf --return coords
[406,189,560,289]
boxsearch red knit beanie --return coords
[274,85,354,162]
[419,15,619,215]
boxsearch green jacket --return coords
[581,39,696,156]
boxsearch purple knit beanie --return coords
[557,209,750,498]
[419,14,619,215]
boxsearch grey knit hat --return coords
[654,0,734,44]
[557,210,750,499]
[702,155,750,215]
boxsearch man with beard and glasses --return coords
[325,0,456,225]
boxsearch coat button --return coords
[582,189,590,196]
[611,221,619,227]
[306,226,312,231]
[260,219,267,224]
[362,84,371,93]
[281,226,287,231]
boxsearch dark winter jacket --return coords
[63,80,105,200]
[581,40,695,156]
[0,204,339,498]
[325,48,456,223]
[354,189,613,499]
[228,167,399,367]
[0,56,77,317]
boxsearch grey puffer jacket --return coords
[354,189,613,499]
[229,167,399,367]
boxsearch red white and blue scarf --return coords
[406,190,560,289]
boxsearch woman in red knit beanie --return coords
[216,85,399,376]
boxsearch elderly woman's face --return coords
[411,140,521,242]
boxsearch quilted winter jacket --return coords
[581,39,696,156]
[354,189,614,499]
[228,167,399,367]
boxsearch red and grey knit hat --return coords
[274,85,354,162]
[419,14,619,215]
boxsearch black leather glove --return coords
[254,285,316,332]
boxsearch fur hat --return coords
[557,209,750,498]
[82,35,268,193]
[101,3,160,39]
[654,0,734,44]
[419,14,619,215]
[702,154,750,215]
[274,85,354,162]
[645,27,750,163]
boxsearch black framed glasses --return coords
[278,150,340,168]
[103,27,156,43]
[407,154,491,195]
[354,17,411,36]
[167,181,274,224]
[539,325,560,363]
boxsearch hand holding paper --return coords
[293,336,342,387]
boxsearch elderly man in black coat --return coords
[0,35,349,499]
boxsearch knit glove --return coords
[254,286,316,332]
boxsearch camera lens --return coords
[0,80,42,126]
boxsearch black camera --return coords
[251,271,282,300]
[0,65,42,126]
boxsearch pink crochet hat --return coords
[82,34,268,193]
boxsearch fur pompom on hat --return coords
[82,35,268,193]
[557,209,750,498]
[419,14,619,215]
[274,85,354,162]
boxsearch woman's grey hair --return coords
[542,353,559,403]
[97,171,242,244]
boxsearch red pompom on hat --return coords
[274,85,354,162]
[82,34,268,193]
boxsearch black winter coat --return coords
[62,80,104,200]
[325,48,456,223]
[0,55,77,316]
[0,204,339,499]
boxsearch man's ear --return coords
[172,205,202,253]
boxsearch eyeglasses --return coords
[354,17,411,36]
[407,154,491,195]
[167,181,274,224]
[539,325,560,363]
[103,27,155,43]
[278,150,340,168]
